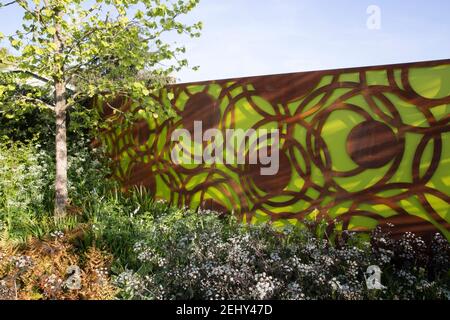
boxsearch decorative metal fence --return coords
[98,59,450,240]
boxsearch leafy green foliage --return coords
[0,139,51,240]
[1,0,202,118]
[0,134,112,242]
[0,67,54,123]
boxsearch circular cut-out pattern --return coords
[181,92,220,135]
[246,149,292,194]
[346,120,401,169]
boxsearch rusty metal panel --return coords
[98,59,450,240]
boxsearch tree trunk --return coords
[54,81,68,217]
[53,8,68,218]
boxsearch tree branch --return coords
[15,94,55,110]
[0,1,18,8]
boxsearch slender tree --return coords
[0,0,201,216]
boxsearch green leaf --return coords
[47,27,56,35]
[23,45,35,54]
[132,82,144,89]
[48,43,57,51]
[135,10,144,19]
[11,39,21,48]
[41,9,52,17]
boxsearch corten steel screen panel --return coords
[98,59,450,240]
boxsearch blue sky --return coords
[2,0,450,83]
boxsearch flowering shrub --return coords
[0,140,50,239]
[0,137,112,243]
[0,140,49,212]
[108,206,450,300]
